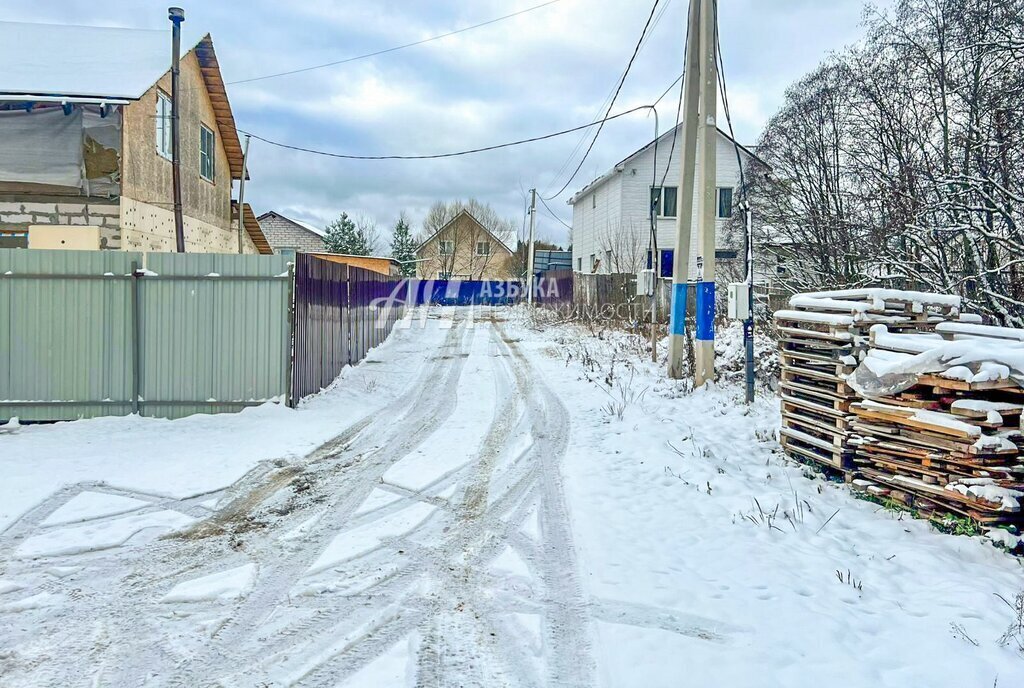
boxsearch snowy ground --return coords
[1,306,1023,686]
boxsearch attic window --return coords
[439,240,454,256]
[200,124,215,181]
[476,241,490,256]
[156,92,172,159]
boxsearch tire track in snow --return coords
[492,321,597,688]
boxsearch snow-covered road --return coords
[2,307,1024,687]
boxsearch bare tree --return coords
[749,0,1024,324]
[596,221,650,274]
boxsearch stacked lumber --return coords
[774,289,960,472]
[848,323,1024,525]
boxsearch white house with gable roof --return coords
[568,125,767,280]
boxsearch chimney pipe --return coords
[169,7,185,252]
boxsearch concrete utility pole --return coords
[527,188,537,305]
[236,134,251,254]
[169,7,185,253]
[667,0,704,379]
[693,0,718,386]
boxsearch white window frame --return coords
[651,185,678,218]
[199,123,216,182]
[717,187,734,219]
[439,239,454,256]
[475,240,490,256]
[156,91,172,160]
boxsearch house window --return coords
[592,193,596,209]
[589,254,596,271]
[651,186,678,217]
[438,271,451,279]
[476,241,490,256]
[605,250,612,270]
[278,247,297,258]
[717,187,733,218]
[156,91,172,159]
[439,240,454,256]
[577,257,582,271]
[200,124,215,181]
[0,231,28,249]
[715,249,738,260]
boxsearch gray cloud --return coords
[4,0,891,246]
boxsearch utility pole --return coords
[527,188,537,305]
[667,0,703,379]
[169,7,185,253]
[236,134,251,254]
[743,203,755,402]
[693,0,718,386]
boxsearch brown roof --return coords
[242,203,272,254]
[192,35,245,180]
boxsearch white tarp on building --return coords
[0,108,83,188]
[0,21,169,100]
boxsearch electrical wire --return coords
[237,104,654,160]
[538,194,573,231]
[545,0,674,195]
[227,0,563,85]
[542,0,663,201]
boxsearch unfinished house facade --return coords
[0,21,262,254]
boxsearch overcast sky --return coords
[6,0,891,245]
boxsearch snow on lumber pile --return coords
[775,289,960,474]
[846,319,1024,525]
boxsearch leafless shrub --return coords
[835,569,863,594]
[995,591,1024,652]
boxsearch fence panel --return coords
[0,248,135,421]
[409,279,521,306]
[141,253,292,418]
[290,257,406,406]
[535,269,573,311]
[0,248,291,421]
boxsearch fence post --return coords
[130,261,141,415]
[285,261,296,408]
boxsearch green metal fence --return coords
[0,248,292,421]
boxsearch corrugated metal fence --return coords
[290,254,405,403]
[0,249,292,421]
[0,249,408,422]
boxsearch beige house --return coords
[416,210,516,280]
[0,21,268,254]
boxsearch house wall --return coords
[120,49,238,253]
[571,130,747,280]
[416,215,513,280]
[0,194,122,248]
[258,213,326,254]
[569,174,622,274]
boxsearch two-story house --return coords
[568,125,766,279]
[416,209,516,280]
[0,21,267,254]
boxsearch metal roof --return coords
[0,21,169,100]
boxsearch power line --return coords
[227,0,563,85]
[539,194,573,231]
[238,104,654,160]
[542,0,663,201]
[545,0,674,194]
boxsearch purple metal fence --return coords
[290,255,406,405]
[535,269,574,312]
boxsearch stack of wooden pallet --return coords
[848,322,1024,524]
[774,289,961,473]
